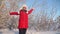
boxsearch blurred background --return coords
[0,0,60,31]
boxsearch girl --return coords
[10,5,34,34]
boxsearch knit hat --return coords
[20,4,28,10]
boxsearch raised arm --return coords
[28,8,34,15]
[10,12,19,15]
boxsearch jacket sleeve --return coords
[28,9,33,15]
[10,12,19,15]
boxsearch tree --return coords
[55,16,60,30]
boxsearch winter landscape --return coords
[0,29,60,34]
[0,0,60,34]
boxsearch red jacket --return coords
[10,9,33,29]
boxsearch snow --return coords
[0,29,60,34]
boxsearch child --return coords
[10,5,34,34]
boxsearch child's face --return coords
[22,7,27,10]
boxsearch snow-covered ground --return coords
[0,29,60,34]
